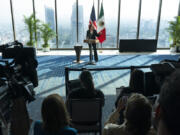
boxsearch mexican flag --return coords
[97,2,106,43]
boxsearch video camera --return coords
[0,40,38,127]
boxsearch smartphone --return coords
[147,96,157,105]
[122,96,128,106]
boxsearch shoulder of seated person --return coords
[104,123,125,129]
[104,123,126,134]
[69,88,83,94]
[68,88,86,98]
[147,127,157,135]
[63,126,77,134]
[94,89,103,92]
[96,89,104,95]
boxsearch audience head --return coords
[124,93,152,135]
[129,69,144,93]
[156,69,180,135]
[41,94,70,133]
[79,70,94,91]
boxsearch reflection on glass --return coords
[13,0,33,45]
[57,0,76,48]
[101,0,118,48]
[139,0,159,39]
[35,0,56,48]
[119,0,139,39]
[158,0,179,48]
[0,1,13,44]
[78,0,98,48]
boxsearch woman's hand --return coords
[116,97,127,112]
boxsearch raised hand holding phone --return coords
[117,96,128,112]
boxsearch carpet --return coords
[27,54,179,125]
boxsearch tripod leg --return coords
[0,124,2,135]
[0,123,9,135]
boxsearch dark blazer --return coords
[86,30,100,40]
[68,87,105,106]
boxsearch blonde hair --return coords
[125,93,152,135]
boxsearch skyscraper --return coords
[71,3,84,46]
[45,5,56,46]
[45,6,55,31]
[78,5,84,44]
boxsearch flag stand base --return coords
[99,50,103,53]
[73,60,85,64]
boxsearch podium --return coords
[74,45,83,63]
[84,39,99,65]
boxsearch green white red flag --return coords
[97,2,106,43]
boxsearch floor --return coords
[26,51,180,128]
[0,48,179,134]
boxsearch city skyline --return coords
[0,17,172,48]
[0,0,179,48]
[0,0,179,22]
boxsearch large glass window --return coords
[158,0,179,48]
[139,0,159,39]
[119,0,139,39]
[57,0,76,48]
[78,0,98,48]
[0,1,13,44]
[35,0,56,48]
[13,0,33,45]
[101,0,118,48]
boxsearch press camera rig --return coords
[0,41,38,135]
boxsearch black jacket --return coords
[86,30,99,40]
[68,87,105,106]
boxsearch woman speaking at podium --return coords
[86,24,100,62]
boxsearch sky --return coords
[0,0,179,25]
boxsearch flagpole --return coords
[99,42,103,53]
[101,43,102,49]
[100,0,103,53]
[99,0,104,53]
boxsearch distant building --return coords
[45,5,56,45]
[45,6,55,31]
[71,3,84,46]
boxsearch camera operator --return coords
[0,41,38,135]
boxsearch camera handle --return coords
[0,123,2,135]
[0,40,23,52]
[0,122,9,135]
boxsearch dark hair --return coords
[41,94,70,133]
[159,69,180,135]
[129,69,144,93]
[125,93,152,135]
[88,24,94,30]
[79,70,94,91]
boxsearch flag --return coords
[97,2,106,43]
[89,5,97,30]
